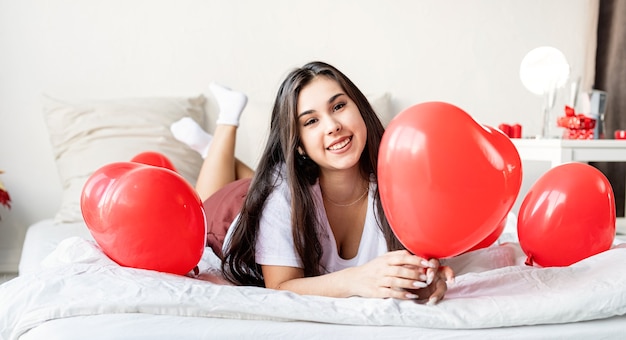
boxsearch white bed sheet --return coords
[4,219,626,339]
[17,313,626,340]
[18,219,93,276]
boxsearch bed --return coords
[5,220,626,339]
[2,92,626,339]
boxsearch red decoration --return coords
[510,124,522,138]
[518,162,615,267]
[81,162,206,275]
[130,151,177,172]
[0,190,10,210]
[378,102,522,259]
[0,170,11,220]
[466,216,508,252]
[498,124,511,137]
[497,123,522,138]
[557,105,597,139]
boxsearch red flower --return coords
[0,189,10,209]
[0,170,10,220]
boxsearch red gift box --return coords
[557,106,597,140]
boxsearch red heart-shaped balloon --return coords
[131,151,177,172]
[378,102,522,259]
[465,215,508,253]
[518,162,615,267]
[81,162,206,275]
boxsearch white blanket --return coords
[2,237,626,340]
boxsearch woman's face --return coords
[296,76,367,174]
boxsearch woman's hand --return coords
[405,260,454,305]
[347,250,454,303]
[260,250,454,302]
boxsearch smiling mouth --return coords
[327,136,352,151]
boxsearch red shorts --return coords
[203,178,251,258]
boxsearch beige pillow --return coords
[43,94,209,223]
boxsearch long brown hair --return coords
[221,61,403,286]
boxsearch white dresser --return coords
[512,138,626,232]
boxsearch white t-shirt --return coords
[223,172,388,274]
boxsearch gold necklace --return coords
[323,187,369,207]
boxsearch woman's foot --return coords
[170,117,213,158]
[210,82,248,127]
[170,83,248,158]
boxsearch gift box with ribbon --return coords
[557,106,597,139]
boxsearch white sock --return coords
[210,82,248,126]
[170,117,213,158]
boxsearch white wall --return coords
[0,0,597,272]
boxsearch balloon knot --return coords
[524,255,534,266]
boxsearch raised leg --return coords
[171,83,254,201]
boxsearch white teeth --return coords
[328,137,351,150]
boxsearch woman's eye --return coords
[333,102,346,112]
[303,118,318,127]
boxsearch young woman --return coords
[173,62,453,304]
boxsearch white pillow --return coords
[367,92,394,127]
[43,94,209,223]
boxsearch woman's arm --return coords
[262,250,454,302]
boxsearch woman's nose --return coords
[325,117,341,135]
